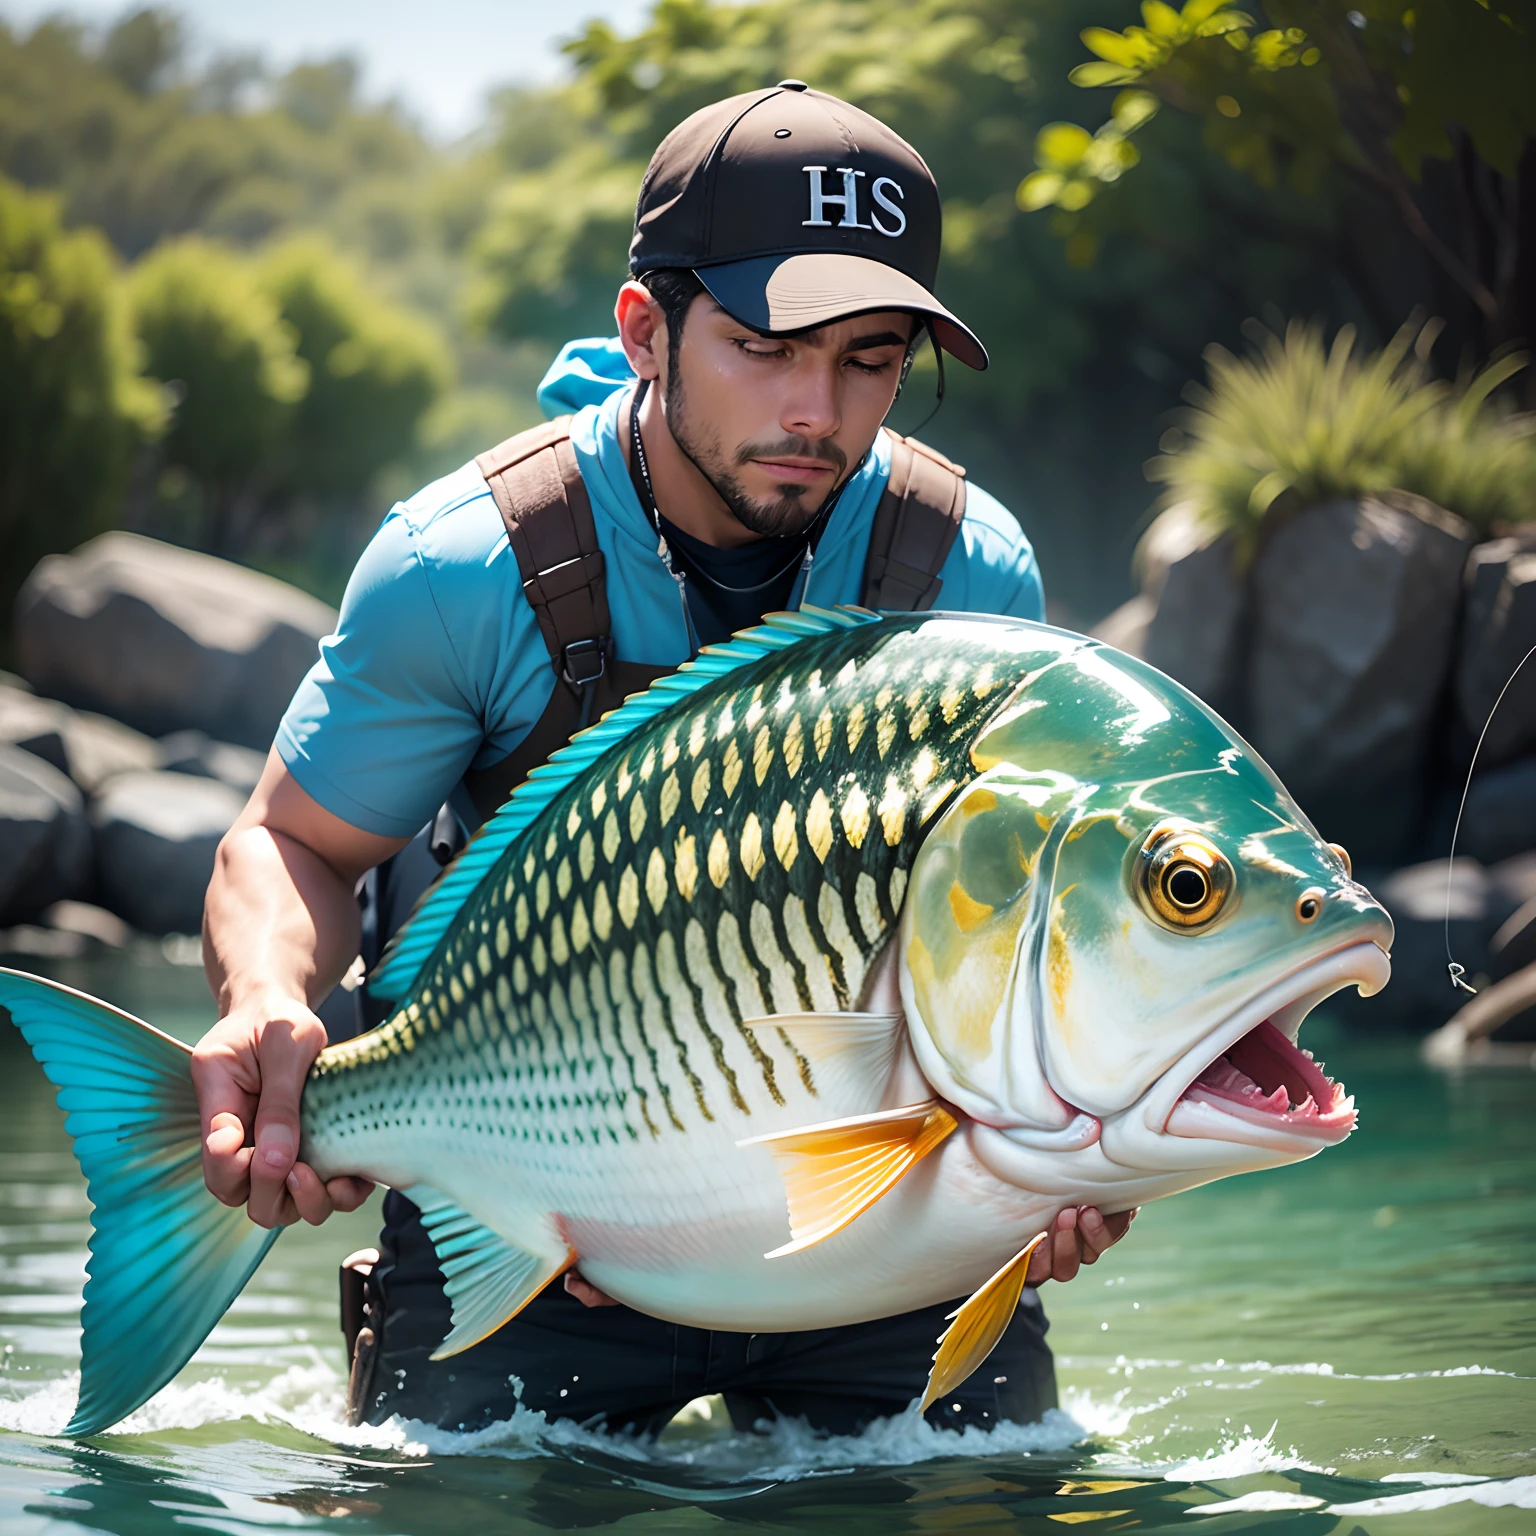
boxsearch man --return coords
[196,81,1133,1436]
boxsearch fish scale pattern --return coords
[304,618,1022,1162]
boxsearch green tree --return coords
[0,176,164,637]
[128,234,308,553]
[258,235,453,500]
[467,0,1372,615]
[1020,0,1536,368]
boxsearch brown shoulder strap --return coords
[476,418,609,688]
[860,430,968,612]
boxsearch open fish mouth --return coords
[1158,941,1390,1147]
[1180,1019,1354,1135]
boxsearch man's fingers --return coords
[565,1271,620,1308]
[1049,1205,1081,1285]
[192,1054,258,1204]
[285,1163,336,1226]
[1078,1205,1108,1262]
[248,1011,327,1226]
[202,1112,253,1207]
[325,1176,376,1214]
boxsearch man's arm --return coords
[197,749,410,1229]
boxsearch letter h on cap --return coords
[802,166,907,238]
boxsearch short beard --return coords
[663,364,847,539]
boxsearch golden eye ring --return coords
[1136,826,1234,931]
[1296,887,1325,923]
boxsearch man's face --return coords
[659,296,916,538]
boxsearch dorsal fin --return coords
[368,605,881,1001]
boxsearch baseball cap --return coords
[629,81,987,370]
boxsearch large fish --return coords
[0,609,1392,1436]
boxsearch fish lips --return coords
[1109,939,1390,1167]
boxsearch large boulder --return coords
[158,730,266,795]
[1457,755,1536,866]
[92,770,245,935]
[14,532,337,750]
[1348,858,1518,1031]
[0,684,162,793]
[1136,505,1245,715]
[1246,494,1473,862]
[1455,535,1536,773]
[0,745,90,925]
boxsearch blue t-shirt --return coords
[276,338,1046,838]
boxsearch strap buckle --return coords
[559,636,610,689]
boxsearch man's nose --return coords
[781,357,842,443]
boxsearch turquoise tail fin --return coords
[0,967,282,1435]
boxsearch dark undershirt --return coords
[622,398,808,646]
[657,516,806,647]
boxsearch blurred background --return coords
[1,0,1534,1046]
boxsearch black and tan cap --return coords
[629,81,987,370]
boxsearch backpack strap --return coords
[860,429,968,612]
[476,418,612,704]
[466,418,669,825]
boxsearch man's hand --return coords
[191,988,374,1229]
[1025,1205,1136,1286]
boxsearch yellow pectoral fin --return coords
[920,1230,1050,1413]
[739,1100,958,1259]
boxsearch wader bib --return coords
[333,416,1057,1432]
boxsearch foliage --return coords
[257,236,453,499]
[1148,318,1536,551]
[1022,0,1536,359]
[127,233,452,563]
[129,235,308,496]
[0,176,164,629]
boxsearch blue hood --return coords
[537,337,636,418]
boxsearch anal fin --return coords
[920,1231,1050,1412]
[407,1187,572,1358]
[738,1100,958,1259]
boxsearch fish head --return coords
[900,639,1392,1186]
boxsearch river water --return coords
[0,950,1532,1533]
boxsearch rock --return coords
[1490,897,1536,981]
[1356,858,1520,1029]
[91,770,245,935]
[1090,595,1153,659]
[1246,494,1473,863]
[14,531,337,750]
[0,745,90,925]
[1455,537,1536,772]
[158,730,266,795]
[1456,755,1536,865]
[1136,505,1246,714]
[43,900,132,948]
[1,685,165,793]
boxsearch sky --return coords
[0,0,654,138]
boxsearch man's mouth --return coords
[1179,1019,1354,1135]
[754,458,838,486]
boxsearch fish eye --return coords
[1136,826,1234,932]
[1296,887,1325,923]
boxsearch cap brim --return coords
[694,252,988,371]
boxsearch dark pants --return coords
[354,1191,1058,1437]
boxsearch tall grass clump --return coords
[1148,319,1536,555]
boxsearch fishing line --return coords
[1443,639,1536,995]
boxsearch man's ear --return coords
[615,281,664,381]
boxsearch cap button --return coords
[777,79,808,91]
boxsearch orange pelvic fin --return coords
[920,1230,1050,1412]
[739,1099,959,1259]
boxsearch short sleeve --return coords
[276,510,493,838]
[934,480,1046,622]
